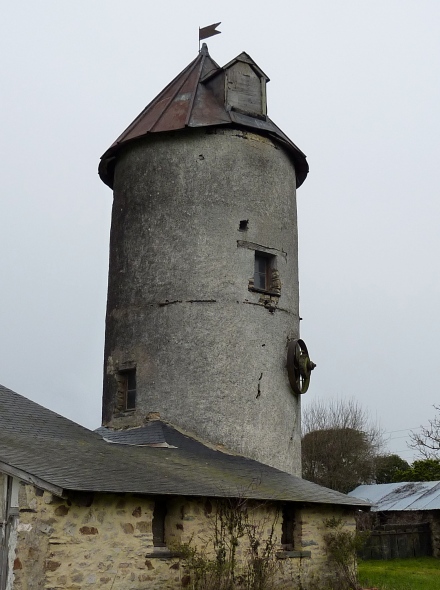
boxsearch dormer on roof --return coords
[203,51,269,118]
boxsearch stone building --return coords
[0,385,366,589]
[0,46,368,589]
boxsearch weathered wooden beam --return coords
[0,461,65,498]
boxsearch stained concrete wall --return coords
[10,482,354,590]
[103,127,302,475]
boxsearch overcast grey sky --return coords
[2,1,439,462]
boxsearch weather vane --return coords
[199,22,221,51]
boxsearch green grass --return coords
[358,557,440,590]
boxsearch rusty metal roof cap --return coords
[99,44,309,189]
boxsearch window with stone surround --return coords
[281,504,295,550]
[249,251,280,296]
[254,251,272,290]
[152,499,167,547]
[118,368,136,411]
[277,505,311,560]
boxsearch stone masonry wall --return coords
[294,504,357,589]
[13,486,183,590]
[11,483,355,590]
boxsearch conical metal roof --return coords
[99,44,308,188]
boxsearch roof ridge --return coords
[151,52,205,133]
[113,52,202,146]
[183,50,208,127]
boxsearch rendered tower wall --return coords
[102,126,302,475]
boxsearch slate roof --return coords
[0,384,367,507]
[99,44,309,189]
[349,482,440,511]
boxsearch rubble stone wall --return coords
[11,483,354,589]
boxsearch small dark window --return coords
[120,368,136,410]
[239,219,249,231]
[254,252,272,291]
[152,499,167,547]
[281,504,295,550]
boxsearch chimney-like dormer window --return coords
[224,59,267,117]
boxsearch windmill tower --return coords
[98,45,313,476]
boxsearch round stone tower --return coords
[99,45,310,476]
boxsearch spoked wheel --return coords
[287,339,316,394]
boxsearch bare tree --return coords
[409,405,440,459]
[301,398,384,494]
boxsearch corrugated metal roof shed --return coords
[349,481,440,511]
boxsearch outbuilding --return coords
[349,481,440,559]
